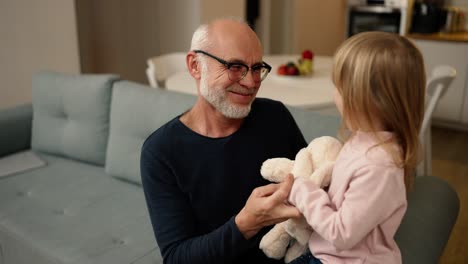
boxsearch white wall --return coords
[291,0,347,56]
[0,0,80,109]
[76,0,200,83]
[264,0,294,54]
[75,0,244,84]
[258,0,347,55]
[200,0,245,24]
[159,0,201,54]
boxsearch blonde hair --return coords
[332,32,426,191]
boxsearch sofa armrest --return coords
[0,104,33,157]
[395,176,459,263]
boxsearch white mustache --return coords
[227,86,257,96]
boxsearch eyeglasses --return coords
[194,50,271,82]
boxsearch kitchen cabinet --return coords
[409,37,468,127]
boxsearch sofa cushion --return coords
[105,81,196,185]
[31,72,119,166]
[0,153,162,264]
[0,103,32,158]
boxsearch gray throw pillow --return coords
[105,81,196,185]
[31,71,119,166]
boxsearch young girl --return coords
[288,31,426,264]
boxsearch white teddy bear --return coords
[259,136,343,263]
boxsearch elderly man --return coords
[141,18,307,263]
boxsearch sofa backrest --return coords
[30,71,341,184]
[31,72,119,166]
[287,106,341,142]
[104,79,342,185]
[105,81,196,185]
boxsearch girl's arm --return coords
[289,165,406,250]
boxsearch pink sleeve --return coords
[289,165,406,250]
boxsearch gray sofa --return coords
[0,72,460,264]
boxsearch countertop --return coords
[406,32,468,43]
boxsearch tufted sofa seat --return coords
[0,72,199,264]
[0,154,159,264]
[0,72,460,264]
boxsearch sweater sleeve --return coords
[288,165,406,251]
[141,146,255,264]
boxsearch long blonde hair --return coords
[332,32,426,191]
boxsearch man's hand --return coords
[235,174,301,239]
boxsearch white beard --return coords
[199,63,255,119]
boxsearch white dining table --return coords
[165,55,336,109]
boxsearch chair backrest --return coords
[420,65,457,137]
[146,52,187,88]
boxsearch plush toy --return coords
[259,136,343,263]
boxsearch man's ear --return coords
[187,51,202,80]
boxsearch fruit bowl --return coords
[271,71,314,81]
[275,49,315,78]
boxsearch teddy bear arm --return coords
[308,161,335,187]
[259,222,291,259]
[285,217,313,245]
[291,148,314,179]
[261,158,294,182]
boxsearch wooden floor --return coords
[432,126,468,264]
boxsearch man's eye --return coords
[230,65,245,72]
[252,66,262,73]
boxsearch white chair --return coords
[417,65,457,176]
[146,52,187,88]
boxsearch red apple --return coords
[277,64,288,75]
[286,65,299,76]
[302,50,314,60]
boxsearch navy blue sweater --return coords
[141,98,307,264]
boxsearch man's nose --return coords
[238,71,258,89]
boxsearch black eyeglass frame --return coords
[193,49,272,82]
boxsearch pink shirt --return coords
[289,131,407,264]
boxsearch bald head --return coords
[190,18,262,56]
